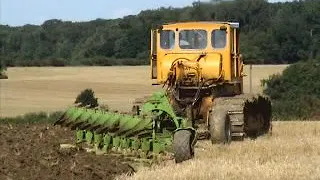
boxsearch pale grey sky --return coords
[0,0,293,26]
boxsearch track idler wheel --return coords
[208,108,232,144]
[173,130,195,163]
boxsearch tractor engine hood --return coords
[159,53,223,86]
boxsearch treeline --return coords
[262,59,320,120]
[0,0,319,66]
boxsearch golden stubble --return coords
[117,121,320,180]
[0,65,287,117]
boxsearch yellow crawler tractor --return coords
[150,21,271,142]
[56,21,271,163]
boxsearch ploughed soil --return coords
[0,123,134,180]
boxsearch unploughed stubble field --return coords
[117,121,320,180]
[0,65,287,117]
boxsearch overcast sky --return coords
[1,0,293,26]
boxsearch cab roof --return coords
[161,21,240,29]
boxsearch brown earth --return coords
[0,123,134,180]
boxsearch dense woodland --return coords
[0,0,319,67]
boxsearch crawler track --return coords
[212,94,272,140]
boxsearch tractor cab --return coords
[150,22,243,90]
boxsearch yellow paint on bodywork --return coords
[151,22,243,86]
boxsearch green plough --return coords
[55,92,197,163]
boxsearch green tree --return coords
[75,89,99,108]
[0,0,319,66]
[262,59,320,120]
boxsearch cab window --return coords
[212,30,226,49]
[179,30,207,49]
[160,30,175,50]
